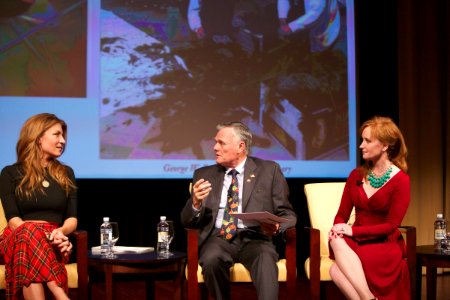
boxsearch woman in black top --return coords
[0,113,77,300]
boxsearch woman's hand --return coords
[329,223,353,240]
[8,217,25,231]
[49,229,72,256]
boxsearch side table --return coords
[416,245,450,300]
[89,251,186,300]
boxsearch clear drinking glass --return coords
[166,220,174,253]
[107,222,119,259]
[443,232,450,254]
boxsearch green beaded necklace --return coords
[368,165,393,188]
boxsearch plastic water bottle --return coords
[434,213,447,250]
[157,216,169,253]
[100,217,112,256]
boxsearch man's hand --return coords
[278,25,292,36]
[192,178,212,209]
[260,222,280,237]
[278,18,292,37]
[195,27,205,39]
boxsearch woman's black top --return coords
[0,164,77,224]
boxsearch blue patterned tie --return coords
[220,169,239,240]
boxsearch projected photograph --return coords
[0,0,87,98]
[100,0,349,161]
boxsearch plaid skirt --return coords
[0,222,68,300]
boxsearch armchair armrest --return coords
[69,230,88,300]
[186,228,199,300]
[304,226,321,300]
[284,227,296,299]
[399,226,416,266]
[399,226,416,298]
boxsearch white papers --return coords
[230,211,290,225]
[91,246,154,255]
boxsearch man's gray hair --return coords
[216,121,252,154]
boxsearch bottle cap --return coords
[437,213,443,219]
[103,217,110,222]
[160,216,166,221]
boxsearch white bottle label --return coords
[435,229,446,240]
[158,231,169,242]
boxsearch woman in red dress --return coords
[329,116,410,300]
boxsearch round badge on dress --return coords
[42,180,50,188]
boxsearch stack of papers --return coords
[91,246,154,255]
[230,211,290,224]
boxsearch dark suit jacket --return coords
[181,156,297,247]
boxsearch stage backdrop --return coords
[0,0,357,178]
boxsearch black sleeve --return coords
[64,165,78,219]
[0,166,22,221]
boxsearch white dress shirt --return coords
[215,158,246,229]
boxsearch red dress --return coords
[331,169,411,300]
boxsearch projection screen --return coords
[0,0,356,178]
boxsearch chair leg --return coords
[200,283,211,300]
[181,277,187,300]
[310,279,320,300]
[320,282,326,300]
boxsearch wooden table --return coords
[89,251,186,300]
[416,245,450,300]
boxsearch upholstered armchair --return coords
[303,182,416,300]
[185,227,297,300]
[0,200,88,300]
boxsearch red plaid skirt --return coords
[0,222,68,300]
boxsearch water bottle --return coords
[100,217,112,256]
[157,216,169,253]
[434,213,447,250]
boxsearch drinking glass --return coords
[166,220,175,253]
[107,222,119,259]
[443,232,450,254]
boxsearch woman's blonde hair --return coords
[359,116,408,177]
[16,113,75,199]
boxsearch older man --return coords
[181,121,297,300]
